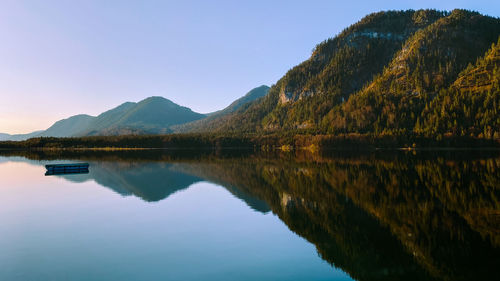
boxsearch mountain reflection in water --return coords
[1,149,499,281]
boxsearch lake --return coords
[0,149,499,281]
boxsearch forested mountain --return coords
[81,96,205,136]
[201,9,500,139]
[416,37,500,138]
[172,85,270,133]
[326,10,500,135]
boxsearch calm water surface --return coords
[0,150,499,280]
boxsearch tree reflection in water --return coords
[2,149,499,281]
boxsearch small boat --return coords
[45,163,89,176]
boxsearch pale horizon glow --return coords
[1,0,499,134]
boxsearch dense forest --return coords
[1,132,498,150]
[416,37,500,138]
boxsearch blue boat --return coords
[45,163,89,176]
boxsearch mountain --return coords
[201,10,447,132]
[416,37,500,138]
[81,96,206,136]
[211,85,270,116]
[216,85,271,115]
[1,96,206,140]
[82,102,136,136]
[1,85,270,140]
[3,9,498,141]
[197,9,500,139]
[0,133,10,141]
[326,9,500,134]
[37,114,95,137]
[172,85,270,133]
[0,131,44,141]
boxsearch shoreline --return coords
[0,134,499,151]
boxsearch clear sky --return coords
[1,0,498,134]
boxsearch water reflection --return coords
[1,149,499,280]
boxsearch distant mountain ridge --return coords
[0,97,206,140]
[81,96,206,136]
[1,86,269,140]
[38,114,94,137]
[0,131,44,141]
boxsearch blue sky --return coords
[1,0,499,134]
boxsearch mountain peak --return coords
[142,96,170,102]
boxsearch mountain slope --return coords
[416,37,500,138]
[0,131,44,141]
[82,97,206,136]
[201,9,500,138]
[206,10,448,132]
[82,102,136,135]
[172,85,270,133]
[325,9,500,134]
[215,85,270,116]
[38,114,95,137]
